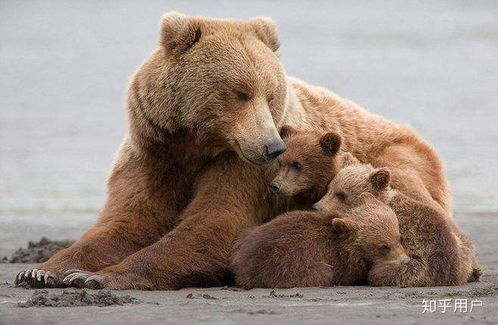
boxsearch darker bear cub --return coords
[270,125,342,208]
[231,193,407,288]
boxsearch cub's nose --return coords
[270,181,281,193]
[312,204,322,211]
[264,140,286,161]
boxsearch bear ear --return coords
[279,125,298,139]
[369,167,391,192]
[340,152,360,168]
[320,132,342,156]
[160,12,202,56]
[249,16,280,52]
[331,218,356,235]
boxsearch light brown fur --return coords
[315,154,480,287]
[16,13,453,290]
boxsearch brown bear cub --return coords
[314,153,481,287]
[231,193,408,289]
[270,125,342,208]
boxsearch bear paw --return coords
[15,269,64,288]
[62,269,108,289]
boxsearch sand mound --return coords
[1,237,74,263]
[18,289,140,308]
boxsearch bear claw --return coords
[62,270,110,289]
[63,270,92,288]
[15,269,59,288]
[85,275,108,290]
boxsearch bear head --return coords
[270,125,342,201]
[329,193,408,265]
[127,12,288,165]
[312,153,392,213]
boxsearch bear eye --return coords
[235,91,250,101]
[379,244,391,254]
[335,190,347,201]
[291,161,302,171]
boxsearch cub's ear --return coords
[369,167,391,192]
[331,218,356,235]
[320,132,342,156]
[340,152,360,168]
[249,16,280,52]
[160,12,202,56]
[279,125,298,139]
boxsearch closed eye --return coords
[379,244,391,254]
[235,91,250,101]
[335,190,347,201]
[291,161,302,171]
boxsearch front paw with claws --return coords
[63,269,110,289]
[15,269,64,288]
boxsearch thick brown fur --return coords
[271,126,342,208]
[15,13,453,290]
[231,193,407,289]
[315,155,480,287]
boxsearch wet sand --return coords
[1,213,497,324]
[0,265,497,324]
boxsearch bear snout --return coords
[264,139,286,161]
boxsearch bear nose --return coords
[270,181,281,193]
[312,204,322,211]
[264,140,286,160]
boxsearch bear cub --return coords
[314,153,481,286]
[231,192,408,289]
[270,125,342,208]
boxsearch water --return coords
[1,0,497,255]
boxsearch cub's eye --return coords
[335,190,347,201]
[235,91,250,101]
[291,161,302,171]
[379,244,391,254]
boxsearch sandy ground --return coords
[1,214,497,325]
[1,0,497,324]
[1,265,497,325]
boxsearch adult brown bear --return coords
[15,12,450,290]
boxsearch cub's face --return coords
[330,193,408,265]
[355,203,406,264]
[313,153,391,213]
[147,13,288,165]
[270,127,342,198]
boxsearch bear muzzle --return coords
[264,139,286,161]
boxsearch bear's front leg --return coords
[14,217,167,288]
[63,160,268,290]
[14,141,192,288]
[63,201,256,290]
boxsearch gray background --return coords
[1,0,497,256]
